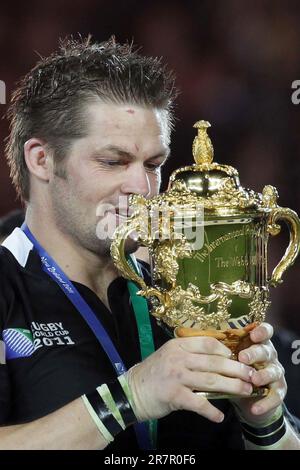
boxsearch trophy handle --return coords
[267,207,300,287]
[110,215,148,290]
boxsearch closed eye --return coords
[104,160,125,166]
[144,162,163,172]
[144,156,168,172]
[94,158,129,167]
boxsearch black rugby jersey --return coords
[0,228,244,449]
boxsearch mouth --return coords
[115,207,134,220]
[96,204,133,219]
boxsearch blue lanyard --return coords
[21,224,152,450]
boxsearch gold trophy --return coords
[111,120,300,398]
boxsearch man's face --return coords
[48,101,170,257]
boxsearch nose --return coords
[120,162,151,197]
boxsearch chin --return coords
[91,234,138,260]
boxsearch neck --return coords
[25,207,119,309]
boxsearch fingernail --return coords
[243,383,253,394]
[248,369,255,380]
[253,405,263,414]
[216,413,224,423]
[253,374,260,386]
[240,352,251,363]
[254,332,263,341]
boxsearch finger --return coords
[238,342,277,365]
[185,354,255,382]
[249,381,286,416]
[178,336,232,357]
[251,364,284,387]
[184,371,253,396]
[250,322,273,343]
[173,387,225,423]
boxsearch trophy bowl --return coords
[111,120,300,399]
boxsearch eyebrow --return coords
[95,144,170,162]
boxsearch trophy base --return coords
[175,323,269,400]
[174,322,259,356]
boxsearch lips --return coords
[115,207,133,218]
[96,202,133,219]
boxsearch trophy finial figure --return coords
[192,120,214,165]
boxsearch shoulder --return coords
[0,228,34,281]
[0,246,17,282]
[1,228,33,268]
[0,229,35,325]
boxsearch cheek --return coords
[67,171,111,204]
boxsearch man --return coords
[0,37,299,450]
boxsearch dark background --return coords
[0,0,300,334]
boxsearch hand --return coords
[127,336,254,423]
[232,322,286,424]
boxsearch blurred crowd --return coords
[0,0,300,336]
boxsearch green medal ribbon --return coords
[127,256,157,449]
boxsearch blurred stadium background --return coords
[0,0,300,334]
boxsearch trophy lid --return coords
[168,120,264,214]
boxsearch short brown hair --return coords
[6,36,177,201]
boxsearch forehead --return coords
[84,101,170,148]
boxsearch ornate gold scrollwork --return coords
[142,278,270,330]
[261,184,300,287]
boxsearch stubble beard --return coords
[50,177,138,259]
[50,175,112,258]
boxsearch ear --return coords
[24,138,53,183]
